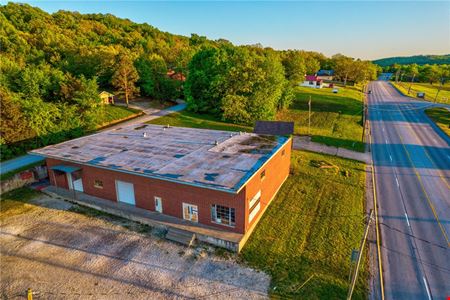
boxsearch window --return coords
[260,170,266,180]
[249,191,261,223]
[211,205,235,227]
[309,81,314,85]
[94,179,103,189]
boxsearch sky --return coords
[7,1,450,60]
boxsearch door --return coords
[67,173,83,192]
[182,203,198,223]
[154,197,163,213]
[116,180,135,205]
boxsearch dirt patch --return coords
[1,194,269,299]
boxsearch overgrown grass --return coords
[392,82,450,104]
[96,105,142,127]
[425,107,450,136]
[278,85,365,152]
[0,187,40,219]
[241,150,367,299]
[147,111,253,132]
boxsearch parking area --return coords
[0,191,269,299]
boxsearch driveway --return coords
[0,193,269,299]
[0,103,186,175]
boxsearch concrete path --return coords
[293,136,371,163]
[0,103,187,175]
[100,102,186,132]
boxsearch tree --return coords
[112,55,140,106]
[333,54,354,86]
[0,88,35,144]
[281,51,306,84]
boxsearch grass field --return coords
[277,85,365,152]
[425,107,450,136]
[96,105,142,127]
[147,110,253,132]
[241,150,367,299]
[392,82,450,105]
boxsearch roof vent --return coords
[143,132,148,138]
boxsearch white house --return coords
[300,75,324,89]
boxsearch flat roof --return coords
[31,124,289,193]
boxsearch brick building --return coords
[32,124,291,237]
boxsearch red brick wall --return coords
[243,138,292,232]
[46,158,247,233]
[45,138,291,234]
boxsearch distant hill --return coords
[373,54,450,67]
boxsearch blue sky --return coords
[8,1,450,60]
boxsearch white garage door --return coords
[116,180,135,205]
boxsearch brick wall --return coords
[243,138,292,232]
[46,158,246,233]
[45,138,291,234]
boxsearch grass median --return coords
[241,150,368,299]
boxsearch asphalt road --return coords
[369,81,450,299]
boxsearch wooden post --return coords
[308,96,312,136]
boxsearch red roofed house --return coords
[300,75,324,89]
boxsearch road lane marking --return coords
[398,134,450,247]
[397,103,450,189]
[385,139,388,144]
[405,213,411,227]
[395,177,399,187]
[423,277,432,300]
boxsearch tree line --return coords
[0,3,378,160]
[383,63,449,85]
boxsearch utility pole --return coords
[361,85,367,143]
[407,73,416,95]
[308,96,312,136]
[347,209,374,300]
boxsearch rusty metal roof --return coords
[31,124,289,193]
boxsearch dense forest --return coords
[0,3,378,160]
[373,54,450,67]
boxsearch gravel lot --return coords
[0,193,269,299]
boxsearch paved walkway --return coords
[0,103,187,175]
[293,136,372,163]
[43,185,243,245]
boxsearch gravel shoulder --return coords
[0,191,269,299]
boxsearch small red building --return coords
[32,124,291,242]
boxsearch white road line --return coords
[405,213,411,227]
[423,277,432,300]
[382,127,385,132]
[385,139,388,144]
[395,177,399,187]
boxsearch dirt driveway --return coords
[0,192,269,299]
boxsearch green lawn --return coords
[241,150,367,299]
[96,105,142,127]
[425,107,450,136]
[277,85,365,152]
[392,82,450,105]
[147,110,253,132]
